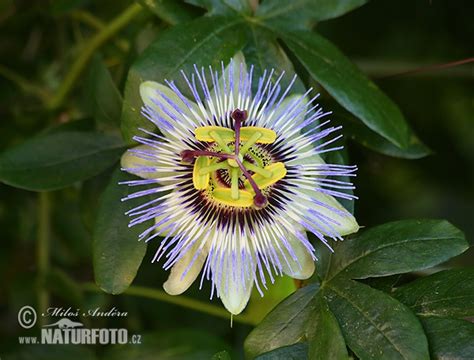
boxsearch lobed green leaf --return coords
[421,317,474,359]
[306,294,348,360]
[244,284,318,358]
[323,219,468,281]
[393,268,474,318]
[324,279,429,360]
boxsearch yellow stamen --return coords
[245,162,287,192]
[195,126,276,145]
[213,188,254,207]
[193,156,210,190]
[240,127,276,144]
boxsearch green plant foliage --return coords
[84,55,123,130]
[0,132,124,191]
[306,294,348,360]
[255,0,368,31]
[323,219,468,280]
[138,0,198,24]
[120,15,247,143]
[393,268,474,317]
[245,219,469,359]
[284,31,413,148]
[324,279,429,360]
[0,0,472,358]
[420,317,474,359]
[93,167,149,294]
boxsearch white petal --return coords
[121,144,177,181]
[294,188,359,237]
[218,252,254,315]
[163,240,209,295]
[139,81,199,139]
[279,228,315,280]
[216,52,248,109]
[269,94,307,132]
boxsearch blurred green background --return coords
[0,0,472,358]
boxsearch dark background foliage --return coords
[0,0,472,359]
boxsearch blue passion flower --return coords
[121,53,359,315]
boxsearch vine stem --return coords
[46,3,143,110]
[37,192,51,326]
[82,282,258,326]
[0,64,50,102]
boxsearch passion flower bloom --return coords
[121,54,359,315]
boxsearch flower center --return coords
[180,109,287,209]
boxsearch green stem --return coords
[37,192,51,326]
[47,3,143,110]
[70,10,130,52]
[0,64,50,102]
[82,282,257,326]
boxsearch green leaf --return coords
[256,0,368,31]
[212,350,232,360]
[323,219,468,281]
[137,0,198,24]
[0,131,124,191]
[185,0,251,16]
[246,275,296,323]
[243,26,305,94]
[324,279,429,360]
[256,343,308,360]
[306,294,348,360]
[334,111,431,159]
[41,118,95,135]
[284,31,412,148]
[393,268,474,318]
[421,317,474,360]
[121,16,246,143]
[93,167,149,294]
[84,55,122,130]
[244,284,318,359]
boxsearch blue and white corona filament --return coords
[121,54,359,315]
